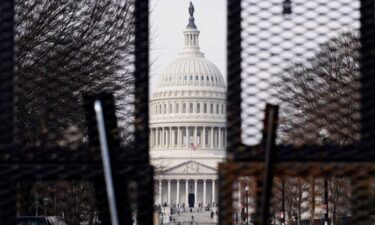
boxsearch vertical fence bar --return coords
[0,0,14,148]
[227,0,243,161]
[0,1,15,224]
[360,0,375,150]
[134,0,150,163]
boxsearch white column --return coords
[169,128,171,148]
[223,129,226,148]
[161,127,164,148]
[159,179,163,205]
[200,127,204,148]
[177,127,181,148]
[194,179,198,207]
[157,129,159,147]
[171,127,174,148]
[168,179,171,205]
[211,127,214,148]
[203,179,207,206]
[203,127,206,148]
[153,129,156,147]
[218,128,222,148]
[186,127,189,148]
[185,180,189,205]
[212,179,216,204]
[194,126,197,145]
[169,127,172,148]
[176,179,180,205]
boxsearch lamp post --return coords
[34,196,39,216]
[43,197,48,216]
[281,180,285,225]
[319,128,329,225]
[245,186,249,225]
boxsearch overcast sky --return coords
[150,0,227,93]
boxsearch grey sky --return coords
[150,0,227,93]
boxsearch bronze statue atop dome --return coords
[187,2,197,29]
[189,2,194,17]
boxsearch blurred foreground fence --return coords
[1,0,375,225]
[0,0,153,225]
[222,0,375,225]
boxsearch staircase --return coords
[168,208,218,224]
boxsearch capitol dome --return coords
[150,2,226,210]
[157,55,226,89]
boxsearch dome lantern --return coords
[183,2,202,55]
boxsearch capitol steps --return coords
[169,209,218,224]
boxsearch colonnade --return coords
[150,126,226,149]
[157,179,217,207]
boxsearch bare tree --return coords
[275,31,360,146]
[274,31,360,225]
[15,0,135,148]
[29,181,96,225]
[15,1,135,224]
[328,178,351,225]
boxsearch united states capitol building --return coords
[150,2,226,223]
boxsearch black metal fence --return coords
[0,0,152,225]
[222,0,375,225]
[1,0,375,225]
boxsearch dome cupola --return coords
[154,2,226,91]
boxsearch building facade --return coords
[150,3,226,209]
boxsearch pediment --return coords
[163,160,217,175]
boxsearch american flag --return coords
[190,143,197,151]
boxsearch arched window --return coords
[176,103,179,113]
[197,103,200,113]
[189,103,193,113]
[204,103,207,113]
[182,103,186,113]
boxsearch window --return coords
[164,104,167,114]
[189,103,193,113]
[196,76,199,80]
[204,103,207,113]
[182,103,186,113]
[216,104,219,114]
[169,103,172,113]
[159,105,162,114]
[190,76,193,80]
[210,104,213,114]
[222,104,224,114]
[197,103,200,113]
[176,103,179,113]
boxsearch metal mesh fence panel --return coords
[224,0,375,224]
[0,0,152,224]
